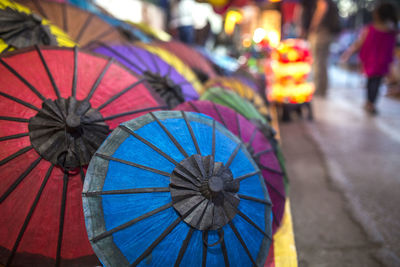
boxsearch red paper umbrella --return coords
[0,46,165,266]
[175,100,286,233]
[155,40,217,81]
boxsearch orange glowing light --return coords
[242,38,251,48]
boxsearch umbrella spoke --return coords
[0,156,42,203]
[188,101,201,113]
[212,103,227,127]
[228,221,257,266]
[0,59,46,101]
[181,111,200,154]
[131,199,206,266]
[126,45,152,70]
[202,230,208,267]
[91,27,117,43]
[235,113,242,140]
[0,132,29,142]
[0,116,29,123]
[224,144,241,169]
[119,125,178,166]
[92,106,167,123]
[91,202,173,243]
[220,237,230,267]
[96,79,146,111]
[253,148,273,158]
[76,14,94,43]
[247,127,258,148]
[80,166,85,184]
[62,3,68,32]
[71,47,78,97]
[84,187,170,196]
[235,170,261,182]
[6,164,54,266]
[55,172,68,267]
[85,58,114,101]
[35,46,61,99]
[0,91,40,112]
[259,163,284,176]
[234,208,272,241]
[174,227,195,267]
[150,112,189,158]
[146,50,161,75]
[212,120,216,159]
[95,153,171,177]
[238,194,272,206]
[0,145,33,166]
[260,178,286,200]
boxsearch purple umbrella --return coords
[88,43,199,108]
[175,100,285,233]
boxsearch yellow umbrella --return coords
[0,0,75,53]
[126,21,171,42]
[205,76,270,117]
[137,42,204,95]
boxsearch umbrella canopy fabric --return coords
[205,77,269,118]
[137,43,204,95]
[83,111,272,267]
[89,42,200,108]
[201,87,267,124]
[126,21,171,42]
[155,40,217,81]
[175,101,285,232]
[0,0,75,53]
[0,46,165,266]
[15,0,127,47]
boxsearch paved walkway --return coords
[279,67,400,267]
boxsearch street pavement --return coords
[279,66,400,267]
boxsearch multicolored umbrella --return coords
[89,42,200,108]
[155,40,217,81]
[126,21,172,42]
[15,0,127,47]
[83,111,272,266]
[175,101,285,232]
[0,46,165,266]
[0,0,75,53]
[205,77,269,118]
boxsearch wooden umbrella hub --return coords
[170,154,240,231]
[28,97,109,171]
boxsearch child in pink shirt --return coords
[342,2,398,114]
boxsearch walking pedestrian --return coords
[341,2,398,114]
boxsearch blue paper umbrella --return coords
[82,111,272,267]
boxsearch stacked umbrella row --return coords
[0,1,288,266]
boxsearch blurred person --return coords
[341,2,398,114]
[170,0,195,44]
[297,0,341,97]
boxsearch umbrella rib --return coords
[96,78,146,111]
[93,106,168,123]
[35,46,61,99]
[220,237,230,267]
[32,0,47,18]
[90,27,117,44]
[90,202,173,243]
[212,103,227,127]
[0,116,29,122]
[95,152,171,177]
[253,148,273,158]
[0,145,34,166]
[0,59,46,101]
[181,111,200,154]
[0,156,42,203]
[235,170,261,182]
[76,13,94,43]
[146,50,161,75]
[247,128,258,148]
[0,132,29,142]
[260,178,286,200]
[62,3,68,32]
[118,125,178,165]
[85,58,115,101]
[131,199,206,267]
[259,163,284,175]
[150,112,189,158]
[201,230,208,267]
[235,209,272,241]
[238,194,272,206]
[187,101,201,113]
[126,45,152,70]
[55,173,68,267]
[0,91,40,112]
[84,187,170,196]
[6,164,54,266]
[71,46,78,97]
[80,166,85,184]
[228,221,257,266]
[96,43,146,73]
[224,143,241,169]
[174,227,195,267]
[235,113,242,140]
